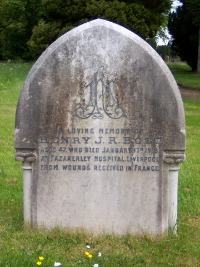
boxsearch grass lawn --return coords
[0,62,200,266]
[168,62,200,90]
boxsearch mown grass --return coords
[0,62,200,266]
[168,62,200,90]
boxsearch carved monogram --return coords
[75,66,125,119]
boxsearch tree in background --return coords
[0,0,171,60]
[28,0,171,58]
[0,0,24,59]
[185,0,200,73]
[0,0,42,60]
[168,0,200,72]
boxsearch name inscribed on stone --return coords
[39,127,161,172]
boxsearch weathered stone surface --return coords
[15,19,186,235]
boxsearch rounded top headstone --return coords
[15,19,186,235]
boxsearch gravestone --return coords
[15,19,186,235]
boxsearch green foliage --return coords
[27,20,62,58]
[0,22,33,60]
[0,0,25,59]
[0,0,42,60]
[29,0,171,57]
[0,0,25,33]
[185,0,200,26]
[0,0,171,60]
[43,0,87,23]
[85,1,153,36]
[184,0,200,73]
[168,1,199,71]
[141,0,171,13]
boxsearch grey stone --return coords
[15,19,186,235]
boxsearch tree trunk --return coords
[197,25,200,73]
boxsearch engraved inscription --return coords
[39,126,161,172]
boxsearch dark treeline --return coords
[0,0,171,61]
[168,0,200,72]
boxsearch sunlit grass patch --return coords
[168,62,200,90]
